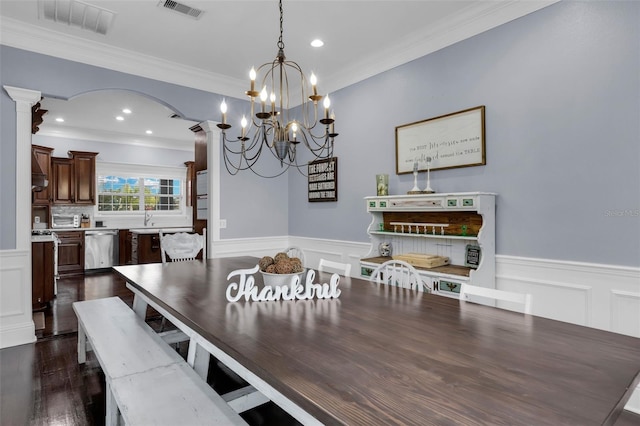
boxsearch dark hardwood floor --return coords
[1,270,299,426]
[1,271,638,425]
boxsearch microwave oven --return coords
[52,214,80,228]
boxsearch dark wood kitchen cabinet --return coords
[131,233,162,264]
[32,241,55,310]
[119,229,133,265]
[70,151,97,204]
[32,145,53,205]
[51,157,74,204]
[51,151,98,205]
[57,231,85,276]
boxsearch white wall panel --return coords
[0,249,35,348]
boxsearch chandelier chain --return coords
[277,0,284,50]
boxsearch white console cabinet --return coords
[360,192,496,298]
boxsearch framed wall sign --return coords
[465,244,481,269]
[395,105,485,174]
[308,157,338,202]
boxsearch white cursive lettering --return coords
[225,265,341,302]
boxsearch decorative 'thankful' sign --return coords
[225,265,341,302]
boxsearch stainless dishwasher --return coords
[85,230,119,270]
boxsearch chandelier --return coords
[217,0,338,178]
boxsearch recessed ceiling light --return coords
[116,116,124,121]
[122,108,132,114]
[310,39,324,47]
[145,130,153,134]
[55,117,64,122]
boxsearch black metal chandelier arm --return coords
[220,132,261,156]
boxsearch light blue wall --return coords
[289,1,640,267]
[0,47,288,248]
[2,1,638,266]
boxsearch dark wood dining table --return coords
[113,256,640,425]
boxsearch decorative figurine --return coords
[376,174,389,196]
[408,161,422,194]
[378,242,393,257]
[423,156,434,194]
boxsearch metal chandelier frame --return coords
[217,0,338,178]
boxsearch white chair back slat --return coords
[459,283,532,314]
[159,228,206,265]
[370,260,428,292]
[318,259,352,276]
[285,246,305,267]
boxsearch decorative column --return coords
[198,120,221,245]
[1,86,41,348]
[4,86,41,251]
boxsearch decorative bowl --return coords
[260,271,305,287]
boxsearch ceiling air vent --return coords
[158,0,204,20]
[37,0,116,35]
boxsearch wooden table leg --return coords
[132,294,148,320]
[187,337,210,380]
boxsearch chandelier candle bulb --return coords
[220,99,227,124]
[260,87,267,113]
[323,95,331,119]
[241,116,247,138]
[249,67,256,92]
[270,92,276,113]
[310,73,318,96]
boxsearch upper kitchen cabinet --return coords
[70,151,97,204]
[52,151,98,205]
[32,145,53,205]
[51,157,74,204]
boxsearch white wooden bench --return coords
[73,297,247,426]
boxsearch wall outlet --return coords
[220,219,227,229]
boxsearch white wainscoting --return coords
[0,249,36,349]
[496,255,640,414]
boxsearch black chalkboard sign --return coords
[308,158,338,202]
[465,244,481,269]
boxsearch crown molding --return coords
[1,1,558,100]
[324,0,560,94]
[0,17,246,99]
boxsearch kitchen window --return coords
[96,163,185,214]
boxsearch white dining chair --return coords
[285,246,305,266]
[370,259,429,292]
[459,283,532,315]
[159,228,206,265]
[318,258,352,276]
[157,229,206,335]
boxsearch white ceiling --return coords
[1,0,557,149]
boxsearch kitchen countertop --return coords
[35,226,192,233]
[31,235,57,243]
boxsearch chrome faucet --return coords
[144,211,153,227]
